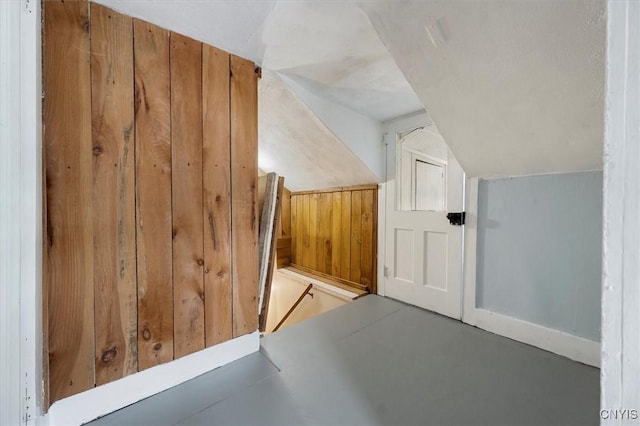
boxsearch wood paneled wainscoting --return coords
[43,0,258,405]
[288,185,378,293]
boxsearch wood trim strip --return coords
[287,265,368,295]
[291,184,379,196]
[290,264,368,292]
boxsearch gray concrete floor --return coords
[88,295,599,426]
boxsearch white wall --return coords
[601,0,640,421]
[0,1,43,424]
[476,172,602,342]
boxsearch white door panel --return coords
[385,127,464,319]
[415,160,444,211]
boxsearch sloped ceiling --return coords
[94,0,607,181]
[260,1,423,122]
[93,0,419,188]
[259,70,378,191]
[91,0,277,64]
[361,0,606,178]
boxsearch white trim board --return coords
[2,1,43,425]
[1,4,24,423]
[462,177,479,324]
[469,309,600,367]
[601,0,640,416]
[461,178,600,368]
[47,332,259,426]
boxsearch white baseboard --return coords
[46,331,259,426]
[468,308,600,368]
[461,177,600,368]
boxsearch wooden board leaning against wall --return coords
[285,185,378,294]
[43,0,259,405]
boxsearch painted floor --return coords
[87,295,599,426]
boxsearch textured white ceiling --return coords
[93,0,422,123]
[93,0,607,181]
[259,70,378,191]
[92,0,276,62]
[261,1,424,121]
[93,0,419,189]
[361,0,606,178]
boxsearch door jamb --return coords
[461,178,479,325]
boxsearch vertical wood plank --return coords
[90,3,137,385]
[360,190,374,289]
[134,19,173,370]
[257,173,277,297]
[301,195,310,267]
[371,189,378,294]
[259,177,285,332]
[281,188,292,238]
[340,191,352,280]
[308,194,319,271]
[319,192,333,274]
[231,55,259,337]
[171,32,205,358]
[290,195,298,264]
[315,193,325,273]
[331,192,342,277]
[350,191,362,283]
[202,45,232,347]
[44,0,95,403]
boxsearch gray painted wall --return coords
[476,172,602,342]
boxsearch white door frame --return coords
[1,0,44,424]
[601,0,640,417]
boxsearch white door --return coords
[384,126,464,319]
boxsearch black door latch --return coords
[447,212,465,226]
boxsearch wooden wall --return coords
[289,185,377,293]
[43,1,258,404]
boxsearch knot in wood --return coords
[142,326,151,341]
[101,347,118,363]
